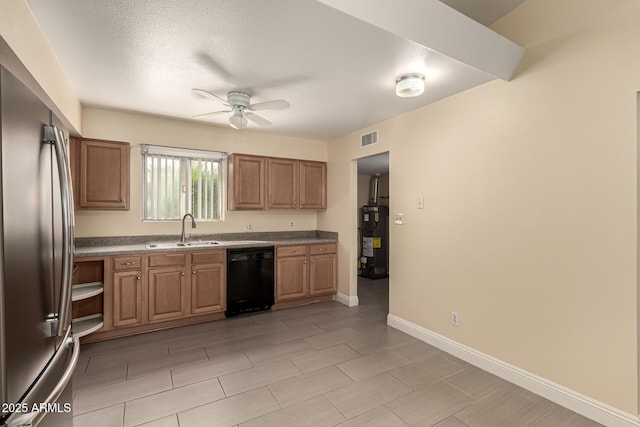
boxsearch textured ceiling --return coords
[26,0,524,141]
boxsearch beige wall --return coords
[76,107,327,237]
[319,0,639,415]
[0,0,81,132]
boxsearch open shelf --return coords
[73,258,106,339]
[72,281,104,302]
[72,313,104,338]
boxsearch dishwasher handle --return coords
[228,248,274,262]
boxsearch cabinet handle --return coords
[287,250,297,254]
[319,248,327,252]
[304,260,308,264]
[294,201,297,206]
[123,261,133,266]
[181,272,185,276]
[311,260,315,264]
[192,271,197,275]
[236,200,239,204]
[136,276,141,280]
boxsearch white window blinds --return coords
[141,145,226,221]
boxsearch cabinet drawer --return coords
[276,245,307,258]
[191,250,225,265]
[309,243,337,256]
[112,256,142,270]
[148,253,186,267]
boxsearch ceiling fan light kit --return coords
[396,73,425,97]
[229,109,248,129]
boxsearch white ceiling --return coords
[26,0,524,141]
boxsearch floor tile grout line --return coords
[123,378,228,427]
[440,376,482,402]
[383,401,413,426]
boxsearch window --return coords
[141,145,225,221]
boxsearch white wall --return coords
[76,107,327,237]
[0,0,81,132]
[319,0,639,415]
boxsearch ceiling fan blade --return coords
[192,88,230,105]
[245,112,272,126]
[248,99,290,111]
[192,110,232,118]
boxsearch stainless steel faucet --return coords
[181,213,196,243]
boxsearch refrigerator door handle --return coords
[44,125,75,337]
[7,335,79,427]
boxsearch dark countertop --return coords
[74,231,338,257]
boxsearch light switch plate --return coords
[417,197,424,209]
[393,213,404,225]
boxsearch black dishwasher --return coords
[225,247,275,317]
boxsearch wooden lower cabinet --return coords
[276,255,308,301]
[191,250,226,314]
[148,266,188,322]
[113,270,143,327]
[110,250,225,330]
[191,264,225,314]
[276,243,337,303]
[309,253,338,295]
[84,245,334,343]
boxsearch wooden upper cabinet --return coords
[228,154,266,210]
[300,161,326,210]
[228,153,326,211]
[71,138,130,210]
[267,158,299,209]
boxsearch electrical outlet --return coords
[450,312,459,327]
[245,224,253,231]
[288,220,294,228]
[393,213,404,225]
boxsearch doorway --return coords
[356,152,390,310]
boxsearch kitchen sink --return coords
[145,240,224,249]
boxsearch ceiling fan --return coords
[192,89,290,129]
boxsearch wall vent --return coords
[361,130,378,148]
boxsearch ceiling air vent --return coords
[361,130,378,148]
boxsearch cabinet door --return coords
[78,139,130,210]
[148,267,188,322]
[267,158,298,209]
[275,256,308,301]
[309,254,338,295]
[113,270,142,327]
[299,161,326,210]
[228,154,265,210]
[191,263,225,314]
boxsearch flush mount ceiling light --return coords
[395,73,425,97]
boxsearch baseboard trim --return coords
[335,292,359,307]
[387,314,639,427]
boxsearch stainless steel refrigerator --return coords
[0,66,78,426]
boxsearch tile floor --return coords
[72,277,603,427]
